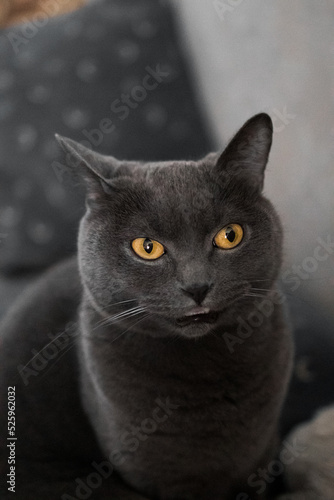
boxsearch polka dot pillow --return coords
[0,0,212,274]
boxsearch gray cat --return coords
[0,114,294,499]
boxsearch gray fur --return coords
[0,114,294,499]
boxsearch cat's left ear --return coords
[217,113,273,192]
[55,135,119,197]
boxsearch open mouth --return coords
[176,307,219,327]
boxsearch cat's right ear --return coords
[216,113,273,192]
[55,135,119,199]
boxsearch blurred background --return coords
[0,0,333,431]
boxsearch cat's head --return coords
[56,113,283,339]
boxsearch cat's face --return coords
[57,113,283,338]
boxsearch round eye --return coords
[213,224,244,250]
[131,238,165,260]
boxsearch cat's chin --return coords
[174,311,221,338]
[176,311,219,328]
[175,324,217,338]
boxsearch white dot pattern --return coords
[0,206,21,228]
[62,108,90,129]
[27,221,54,245]
[117,40,140,64]
[76,59,99,83]
[144,104,168,130]
[17,125,38,152]
[26,85,52,104]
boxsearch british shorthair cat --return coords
[0,113,303,499]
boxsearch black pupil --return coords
[225,227,236,242]
[143,238,154,254]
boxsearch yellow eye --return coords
[131,238,165,260]
[214,224,244,250]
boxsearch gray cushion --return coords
[0,0,213,274]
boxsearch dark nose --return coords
[181,283,211,305]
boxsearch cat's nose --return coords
[181,283,211,305]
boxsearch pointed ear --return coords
[55,135,119,197]
[217,113,273,191]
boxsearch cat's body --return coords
[81,287,291,499]
[0,257,291,500]
[0,114,295,499]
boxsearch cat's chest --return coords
[80,332,280,497]
[87,331,240,420]
[78,318,292,499]
[83,346,244,497]
[108,363,234,437]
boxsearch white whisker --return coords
[18,327,76,371]
[244,293,268,299]
[109,313,152,344]
[107,299,137,308]
[251,287,272,292]
[105,306,146,324]
[94,306,146,330]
